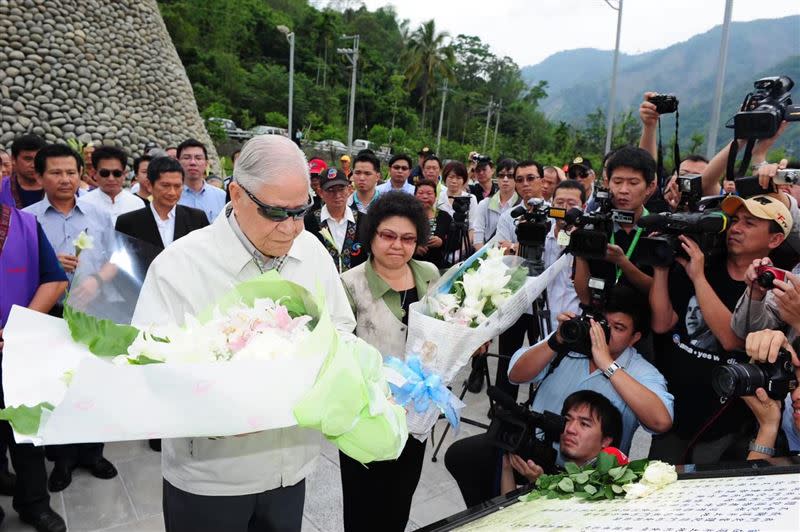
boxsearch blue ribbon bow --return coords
[385,356,462,429]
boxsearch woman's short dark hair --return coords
[34,143,83,175]
[496,158,517,174]
[360,191,430,256]
[561,390,623,449]
[147,156,185,184]
[606,146,656,185]
[415,179,438,194]
[442,161,468,184]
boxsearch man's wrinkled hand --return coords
[639,92,660,127]
[772,272,800,330]
[675,236,705,281]
[508,453,545,484]
[605,244,626,266]
[57,253,79,273]
[744,257,772,302]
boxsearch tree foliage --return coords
[157,0,645,165]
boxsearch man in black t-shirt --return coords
[649,194,793,464]
[574,147,658,305]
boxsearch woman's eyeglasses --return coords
[376,229,417,246]
[97,169,124,179]
[239,183,312,222]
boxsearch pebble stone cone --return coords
[0,0,218,163]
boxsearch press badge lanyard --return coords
[609,207,648,282]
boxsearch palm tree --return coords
[403,20,455,130]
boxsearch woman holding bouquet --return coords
[340,191,440,532]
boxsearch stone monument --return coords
[0,0,218,161]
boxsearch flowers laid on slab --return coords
[522,447,678,502]
[0,271,406,464]
[429,245,528,327]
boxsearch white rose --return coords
[623,482,654,499]
[641,461,677,487]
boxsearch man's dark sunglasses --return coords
[239,183,312,222]
[98,169,125,178]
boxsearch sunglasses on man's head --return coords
[239,183,312,222]
[98,169,124,179]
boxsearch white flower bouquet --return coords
[0,272,407,463]
[395,238,572,438]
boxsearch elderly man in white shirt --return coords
[132,135,356,532]
[80,145,144,225]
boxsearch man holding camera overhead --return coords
[648,193,792,464]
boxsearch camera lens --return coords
[559,319,585,345]
[757,271,776,289]
[711,363,767,398]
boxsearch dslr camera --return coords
[648,94,679,114]
[712,348,798,401]
[732,75,800,139]
[471,153,491,165]
[487,386,564,474]
[636,210,729,268]
[675,174,703,211]
[511,198,559,274]
[563,187,634,260]
[557,277,611,356]
[449,195,471,225]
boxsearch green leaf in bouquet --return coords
[611,484,625,495]
[573,472,590,484]
[63,304,139,357]
[563,462,580,475]
[583,484,598,495]
[557,477,574,493]
[573,491,591,499]
[603,485,615,500]
[505,265,529,293]
[628,458,649,474]
[0,402,54,435]
[127,354,164,365]
[617,469,638,484]
[608,466,626,481]
[596,451,617,474]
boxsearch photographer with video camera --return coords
[573,146,658,304]
[648,193,792,464]
[728,329,800,458]
[499,391,623,495]
[445,285,673,507]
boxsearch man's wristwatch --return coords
[603,361,622,379]
[748,439,776,457]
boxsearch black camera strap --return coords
[725,138,757,181]
[656,110,681,188]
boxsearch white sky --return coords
[360,0,800,67]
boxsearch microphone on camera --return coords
[510,205,527,218]
[637,213,670,231]
[638,212,729,234]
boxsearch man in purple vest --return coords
[0,135,47,209]
[0,203,68,532]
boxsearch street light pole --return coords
[483,97,494,152]
[492,98,503,154]
[277,26,295,138]
[338,35,360,155]
[436,79,449,155]
[604,0,623,155]
[706,0,734,159]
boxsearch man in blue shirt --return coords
[176,138,225,222]
[22,144,118,493]
[445,284,673,506]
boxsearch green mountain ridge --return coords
[522,16,800,154]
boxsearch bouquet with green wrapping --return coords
[0,271,406,463]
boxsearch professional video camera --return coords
[562,187,634,260]
[510,198,563,275]
[486,386,564,474]
[471,153,491,165]
[450,195,471,225]
[732,75,800,140]
[635,210,729,268]
[712,348,798,401]
[675,174,703,211]
[557,277,611,356]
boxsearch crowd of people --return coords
[0,90,799,532]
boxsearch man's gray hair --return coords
[234,135,309,190]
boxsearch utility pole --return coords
[603,0,623,155]
[492,98,503,154]
[707,0,734,159]
[277,26,295,137]
[338,34,360,155]
[436,79,450,155]
[483,97,494,152]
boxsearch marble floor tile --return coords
[303,454,344,532]
[61,471,137,531]
[116,451,163,519]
